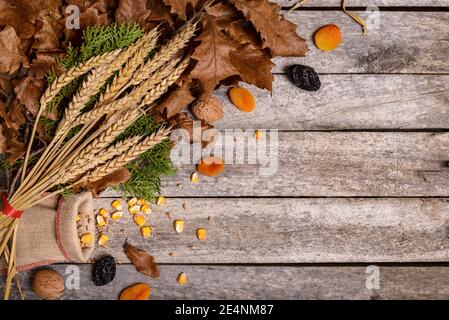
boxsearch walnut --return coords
[32,269,65,300]
[192,94,224,123]
[169,112,212,144]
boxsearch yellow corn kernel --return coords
[196,228,207,241]
[111,211,123,221]
[80,233,93,245]
[128,205,141,215]
[99,208,108,218]
[111,200,123,211]
[134,214,146,227]
[76,214,81,222]
[137,198,147,206]
[141,204,151,214]
[127,197,138,207]
[255,129,263,140]
[177,272,187,285]
[190,172,200,184]
[97,234,109,247]
[174,220,184,234]
[141,226,151,238]
[156,196,166,207]
[96,215,106,227]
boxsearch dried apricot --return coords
[119,283,151,300]
[197,156,225,177]
[314,24,342,51]
[229,87,255,112]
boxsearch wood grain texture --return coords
[214,75,449,130]
[277,0,449,7]
[131,132,449,198]
[88,198,449,263]
[5,264,449,300]
[274,11,449,73]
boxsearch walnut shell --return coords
[169,112,212,144]
[192,94,224,123]
[32,269,65,300]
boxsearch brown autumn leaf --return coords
[78,167,131,196]
[0,25,28,75]
[33,9,64,53]
[124,241,160,278]
[157,80,195,119]
[0,124,6,154]
[0,124,25,163]
[229,0,308,57]
[161,0,198,20]
[0,0,60,39]
[191,13,240,94]
[116,0,172,30]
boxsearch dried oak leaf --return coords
[78,167,131,196]
[0,25,28,75]
[0,124,25,163]
[115,0,172,30]
[32,9,64,53]
[124,241,160,278]
[0,99,25,131]
[229,0,308,57]
[191,13,240,94]
[157,79,195,119]
[0,0,60,39]
[161,0,198,20]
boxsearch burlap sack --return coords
[0,192,95,273]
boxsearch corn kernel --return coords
[190,172,200,184]
[134,214,146,227]
[129,205,141,215]
[99,208,108,218]
[111,200,123,211]
[111,211,123,221]
[196,228,207,241]
[141,226,151,238]
[156,196,166,207]
[137,198,147,206]
[141,204,151,214]
[96,215,106,227]
[76,214,81,222]
[80,233,93,245]
[97,234,109,247]
[177,272,187,285]
[174,220,184,234]
[255,129,263,140]
[127,197,138,207]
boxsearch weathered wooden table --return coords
[4,1,449,299]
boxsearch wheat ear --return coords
[131,22,197,86]
[79,127,171,183]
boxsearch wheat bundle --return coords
[0,22,196,300]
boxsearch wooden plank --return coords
[5,264,449,300]
[277,0,448,7]
[214,75,449,130]
[90,198,449,263]
[273,11,449,73]
[146,132,449,198]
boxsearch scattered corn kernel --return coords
[141,204,151,214]
[255,130,263,140]
[96,215,106,227]
[141,226,151,238]
[99,208,108,218]
[134,214,146,227]
[111,211,123,221]
[156,196,166,207]
[97,234,109,247]
[129,205,141,215]
[137,198,147,206]
[80,233,93,245]
[76,214,81,222]
[190,172,200,184]
[127,197,138,207]
[174,220,185,234]
[177,272,187,285]
[111,200,123,211]
[196,228,207,241]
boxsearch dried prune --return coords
[288,64,321,92]
[93,255,116,286]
